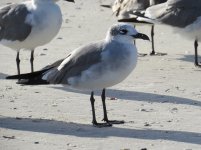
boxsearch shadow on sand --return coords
[0,72,8,79]
[178,54,194,63]
[0,117,201,145]
[178,54,201,66]
[52,86,201,107]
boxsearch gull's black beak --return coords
[132,33,150,41]
[64,0,75,3]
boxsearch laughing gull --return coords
[6,23,149,127]
[119,0,201,67]
[111,0,167,56]
[0,0,74,75]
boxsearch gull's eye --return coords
[119,29,128,35]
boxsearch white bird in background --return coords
[0,0,74,75]
[119,0,201,67]
[102,0,167,56]
[112,0,156,18]
[7,23,150,127]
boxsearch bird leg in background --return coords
[30,50,34,72]
[194,39,201,67]
[102,88,125,124]
[150,25,155,55]
[150,25,167,56]
[90,91,112,127]
[135,25,147,57]
[16,51,20,75]
[133,25,136,45]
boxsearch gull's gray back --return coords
[44,39,135,86]
[167,0,201,8]
[44,41,105,84]
[0,4,32,42]
[147,0,201,27]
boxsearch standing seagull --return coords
[111,0,167,56]
[6,23,149,127]
[119,0,201,67]
[0,0,74,75]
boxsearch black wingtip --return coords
[6,75,20,79]
[118,18,153,25]
[65,0,75,3]
[100,4,111,8]
[118,18,138,22]
[16,79,49,85]
[6,73,49,85]
[6,73,32,80]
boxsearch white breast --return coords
[25,2,62,49]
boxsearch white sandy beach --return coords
[0,0,201,150]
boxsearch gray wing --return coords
[146,0,201,27]
[42,58,66,70]
[0,4,32,41]
[45,41,104,84]
[167,0,201,8]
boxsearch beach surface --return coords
[0,0,201,149]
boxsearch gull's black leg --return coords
[16,51,20,76]
[90,91,97,125]
[150,25,167,56]
[194,39,201,67]
[102,88,108,121]
[90,91,112,127]
[30,50,34,72]
[150,25,155,55]
[102,88,124,124]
